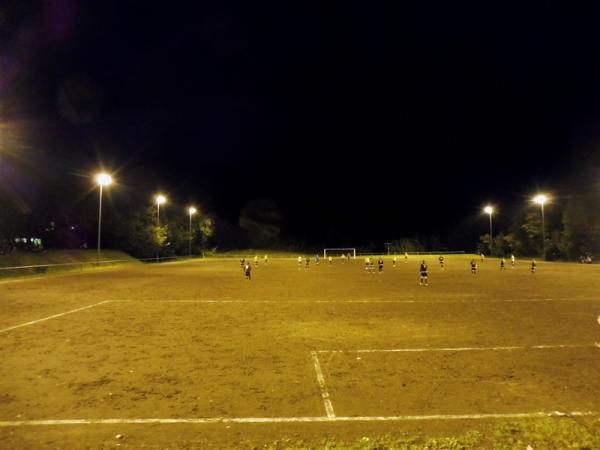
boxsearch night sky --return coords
[3,1,600,247]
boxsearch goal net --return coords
[324,248,356,259]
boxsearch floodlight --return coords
[188,206,197,215]
[533,194,548,205]
[483,205,493,215]
[156,195,167,205]
[96,173,113,186]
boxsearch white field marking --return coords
[0,301,112,334]
[0,411,597,427]
[310,351,336,418]
[317,343,595,354]
[108,298,598,304]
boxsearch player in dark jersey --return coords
[392,255,397,268]
[470,259,477,275]
[378,257,384,273]
[305,256,310,270]
[500,258,506,271]
[438,255,445,269]
[531,259,537,273]
[419,260,429,286]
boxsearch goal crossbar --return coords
[324,248,356,258]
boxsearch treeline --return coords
[478,189,600,261]
[0,177,286,257]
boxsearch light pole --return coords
[188,206,197,257]
[533,194,548,258]
[483,205,493,256]
[95,173,113,262]
[155,195,167,261]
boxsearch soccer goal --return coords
[324,248,356,259]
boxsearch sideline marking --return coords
[0,301,112,334]
[318,343,594,354]
[0,411,596,427]
[110,298,597,304]
[310,351,336,418]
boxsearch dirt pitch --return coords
[1,254,599,449]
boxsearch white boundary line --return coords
[0,301,112,334]
[0,411,596,426]
[109,298,598,304]
[317,344,595,354]
[310,351,336,418]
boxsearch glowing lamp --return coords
[533,194,548,206]
[96,173,113,186]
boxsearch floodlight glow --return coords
[96,173,113,186]
[533,194,548,205]
[188,207,197,215]
[483,206,493,215]
[156,195,167,205]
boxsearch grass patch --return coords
[254,417,600,449]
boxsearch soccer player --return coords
[419,260,429,286]
[511,254,516,269]
[370,258,375,273]
[438,255,445,269]
[297,255,303,270]
[500,258,506,271]
[470,259,478,275]
[393,255,397,268]
[404,252,409,263]
[244,262,252,280]
[264,254,268,264]
[240,257,245,269]
[328,255,333,265]
[254,255,259,267]
[315,254,320,265]
[531,259,537,273]
[378,257,384,273]
[480,253,485,262]
[305,256,310,270]
[364,257,370,271]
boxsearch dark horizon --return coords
[3,1,600,248]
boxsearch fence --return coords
[0,256,184,276]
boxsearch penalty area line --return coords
[0,301,112,334]
[0,411,597,427]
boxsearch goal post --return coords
[324,248,356,259]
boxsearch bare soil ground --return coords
[0,255,599,449]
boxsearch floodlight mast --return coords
[188,206,197,257]
[533,194,549,257]
[95,173,113,262]
[155,195,167,262]
[483,205,493,256]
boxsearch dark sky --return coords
[3,1,600,247]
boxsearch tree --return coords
[239,200,282,247]
[560,193,600,260]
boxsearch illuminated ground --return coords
[0,255,599,449]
